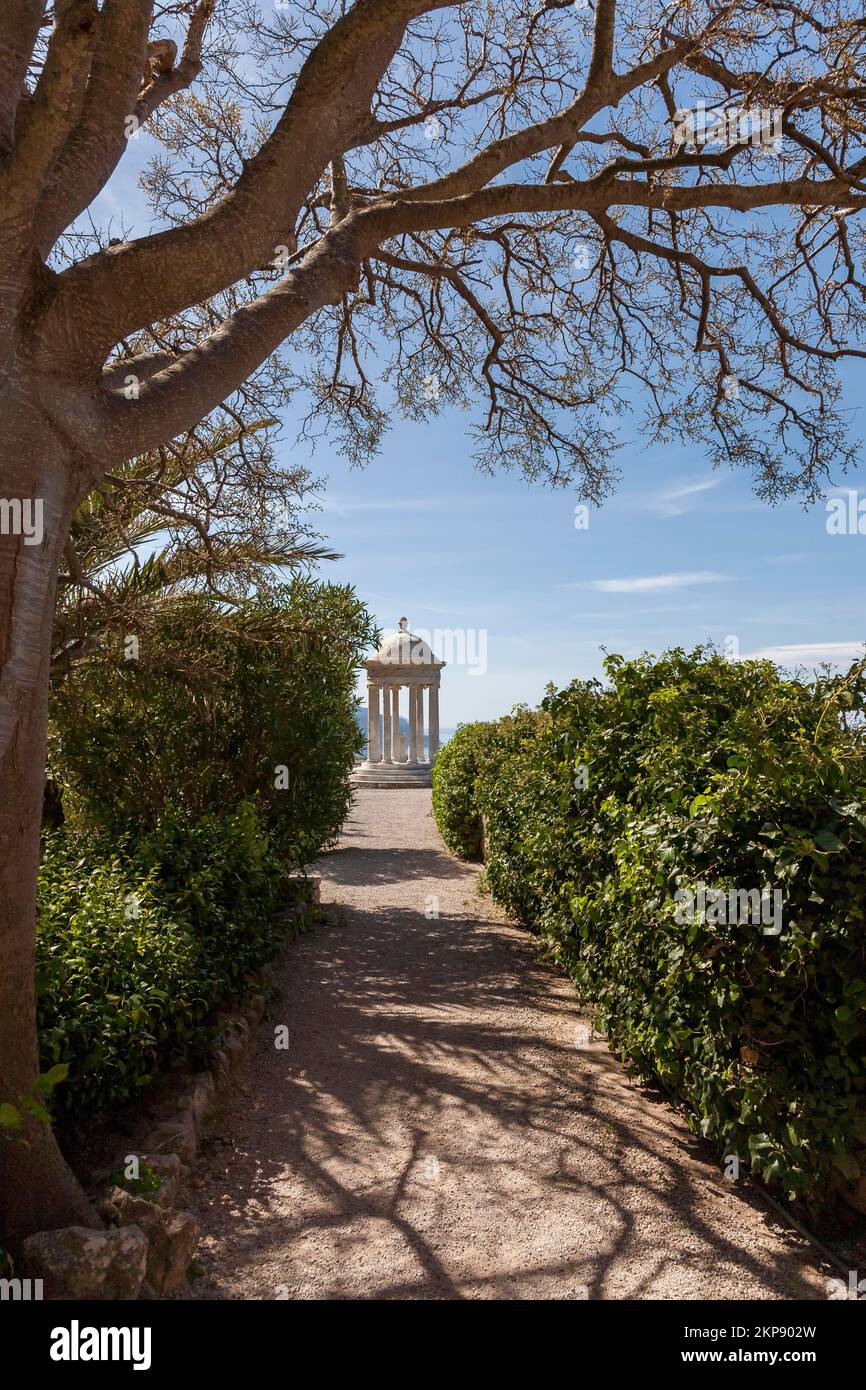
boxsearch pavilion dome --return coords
[372,618,437,667]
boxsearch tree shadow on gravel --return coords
[182,895,827,1302]
[316,846,477,889]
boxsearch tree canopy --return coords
[4,0,866,504]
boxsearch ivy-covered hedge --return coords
[36,802,306,1130]
[433,649,866,1205]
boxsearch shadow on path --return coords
[180,791,828,1301]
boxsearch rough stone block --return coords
[141,1111,198,1166]
[22,1224,147,1301]
[100,1190,200,1297]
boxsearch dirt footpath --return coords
[180,788,828,1300]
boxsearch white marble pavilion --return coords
[352,618,445,787]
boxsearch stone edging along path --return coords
[176,787,830,1300]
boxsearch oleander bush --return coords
[49,576,375,864]
[433,646,866,1205]
[36,802,302,1129]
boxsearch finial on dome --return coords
[398,616,408,632]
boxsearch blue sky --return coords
[308,399,866,729]
[93,111,866,734]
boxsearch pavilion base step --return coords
[351,763,432,789]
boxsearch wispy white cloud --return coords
[650,476,725,517]
[578,571,732,594]
[614,474,726,518]
[762,552,815,566]
[746,641,865,665]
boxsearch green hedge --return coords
[431,722,495,858]
[433,649,866,1205]
[36,576,374,1131]
[49,577,375,864]
[36,802,305,1130]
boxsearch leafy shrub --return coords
[135,801,287,995]
[49,577,376,864]
[473,705,555,923]
[36,803,302,1129]
[436,647,866,1205]
[39,576,371,1132]
[431,722,495,858]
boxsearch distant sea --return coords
[354,706,455,759]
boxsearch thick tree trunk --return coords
[0,383,100,1247]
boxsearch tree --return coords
[1,0,865,1241]
[51,418,335,682]
[44,414,335,823]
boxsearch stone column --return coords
[391,687,401,761]
[429,683,440,764]
[368,684,381,763]
[407,684,418,765]
[382,684,392,764]
[413,685,424,763]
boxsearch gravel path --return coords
[181,788,828,1300]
